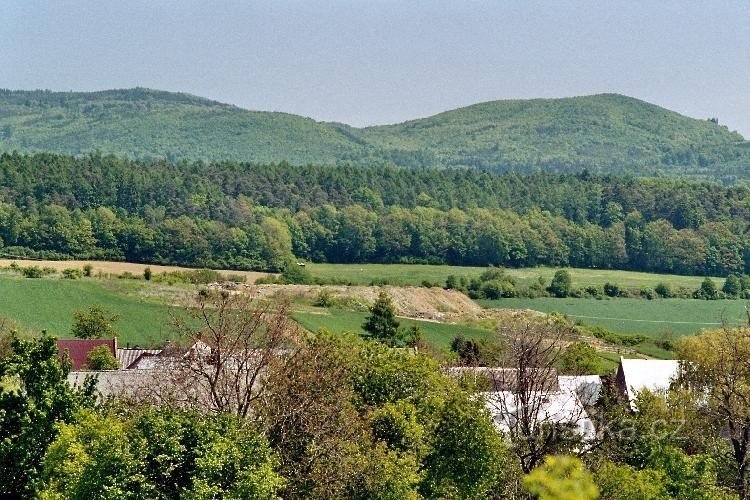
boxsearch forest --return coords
[1,89,749,182]
[0,152,749,275]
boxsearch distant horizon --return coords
[5,85,746,139]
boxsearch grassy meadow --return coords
[306,263,718,289]
[478,297,747,338]
[0,275,177,346]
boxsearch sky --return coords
[2,1,749,137]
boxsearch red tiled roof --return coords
[57,338,117,371]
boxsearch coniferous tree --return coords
[362,291,403,347]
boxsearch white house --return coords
[615,357,680,410]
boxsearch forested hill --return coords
[1,88,749,182]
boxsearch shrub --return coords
[281,262,313,284]
[639,287,655,300]
[143,266,152,280]
[314,289,335,308]
[479,266,512,283]
[21,266,43,278]
[62,268,83,279]
[693,278,719,300]
[548,270,572,298]
[722,274,741,297]
[82,263,94,277]
[481,279,516,299]
[654,282,673,298]
[445,275,458,290]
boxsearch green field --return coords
[307,263,717,289]
[0,276,176,346]
[292,308,493,348]
[478,297,747,338]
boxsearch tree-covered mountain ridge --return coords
[1,88,748,182]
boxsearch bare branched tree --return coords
[487,319,590,473]
[164,288,299,418]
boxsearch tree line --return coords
[2,152,750,274]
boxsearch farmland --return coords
[306,263,718,289]
[479,297,747,337]
[0,275,176,346]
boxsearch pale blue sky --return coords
[2,1,749,137]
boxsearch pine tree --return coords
[362,290,403,347]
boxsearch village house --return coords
[615,357,680,410]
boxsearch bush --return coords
[639,287,655,300]
[548,270,572,298]
[654,282,673,298]
[481,279,516,299]
[143,267,152,280]
[722,274,741,297]
[603,282,622,297]
[693,278,719,300]
[314,289,335,308]
[479,266,512,283]
[21,266,43,278]
[62,268,83,279]
[445,275,458,290]
[82,264,93,277]
[281,262,314,284]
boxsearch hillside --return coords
[1,88,749,181]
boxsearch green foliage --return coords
[39,408,283,499]
[557,342,602,375]
[722,273,741,296]
[142,266,152,280]
[1,151,750,274]
[523,455,599,500]
[314,289,335,308]
[0,335,94,496]
[84,344,118,370]
[548,270,573,298]
[655,281,673,298]
[62,267,83,279]
[593,460,669,499]
[362,291,403,347]
[21,265,45,278]
[421,392,513,498]
[694,277,720,300]
[281,262,314,284]
[71,305,119,339]
[2,89,748,182]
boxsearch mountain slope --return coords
[0,88,748,180]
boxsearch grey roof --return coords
[117,348,161,369]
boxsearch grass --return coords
[0,275,177,346]
[292,308,493,348]
[478,297,747,338]
[306,263,719,289]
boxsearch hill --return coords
[1,88,749,181]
